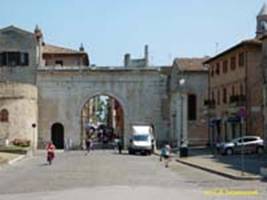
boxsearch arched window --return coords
[0,109,9,122]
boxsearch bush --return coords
[12,138,31,147]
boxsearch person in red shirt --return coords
[46,141,56,165]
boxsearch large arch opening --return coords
[51,123,64,149]
[80,94,124,148]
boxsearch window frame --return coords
[188,94,197,121]
[230,56,236,70]
[238,52,244,67]
[0,109,9,122]
[222,60,228,73]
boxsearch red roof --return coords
[43,44,85,55]
[173,57,209,71]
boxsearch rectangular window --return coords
[55,60,63,66]
[230,56,236,70]
[240,83,244,95]
[20,53,29,66]
[239,52,244,67]
[217,90,220,105]
[8,52,20,66]
[210,65,214,77]
[188,94,197,121]
[223,88,227,103]
[0,53,3,66]
[216,63,220,75]
[223,60,228,73]
[232,85,235,96]
[212,91,215,101]
[0,52,29,66]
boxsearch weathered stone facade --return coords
[0,25,209,149]
[169,58,209,147]
[0,83,38,147]
[204,40,263,143]
[37,68,169,148]
[0,26,38,84]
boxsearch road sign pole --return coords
[240,117,245,176]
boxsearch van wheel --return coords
[225,148,233,155]
[257,147,264,154]
[128,149,134,155]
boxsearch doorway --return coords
[51,123,64,149]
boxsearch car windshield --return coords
[232,138,242,143]
[133,135,149,141]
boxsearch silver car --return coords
[217,136,264,155]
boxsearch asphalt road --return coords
[0,150,266,200]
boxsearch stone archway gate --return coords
[37,67,169,148]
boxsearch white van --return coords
[128,125,155,155]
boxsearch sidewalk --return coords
[0,152,26,167]
[155,148,266,180]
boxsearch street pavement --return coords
[0,150,266,200]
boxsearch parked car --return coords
[216,136,264,155]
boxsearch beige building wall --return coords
[43,54,87,66]
[0,83,38,147]
[37,68,169,148]
[0,26,38,84]
[207,41,263,142]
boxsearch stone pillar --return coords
[176,93,188,147]
[124,54,131,67]
[261,35,267,147]
[144,45,149,67]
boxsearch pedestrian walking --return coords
[85,133,92,155]
[160,144,171,168]
[46,141,56,165]
[117,137,123,154]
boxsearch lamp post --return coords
[32,123,36,155]
[178,78,188,157]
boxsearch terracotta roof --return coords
[43,43,85,54]
[173,57,209,71]
[204,39,262,64]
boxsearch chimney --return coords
[124,53,131,67]
[79,43,85,52]
[144,44,149,66]
[34,25,44,67]
[34,25,43,43]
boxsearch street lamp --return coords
[32,123,36,155]
[178,78,188,157]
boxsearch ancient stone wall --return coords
[0,83,38,147]
[37,68,169,148]
[0,27,38,84]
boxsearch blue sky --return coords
[0,0,266,66]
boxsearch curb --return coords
[176,158,262,181]
[154,151,261,180]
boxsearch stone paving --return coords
[0,150,266,200]
[0,152,21,165]
[175,148,267,179]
